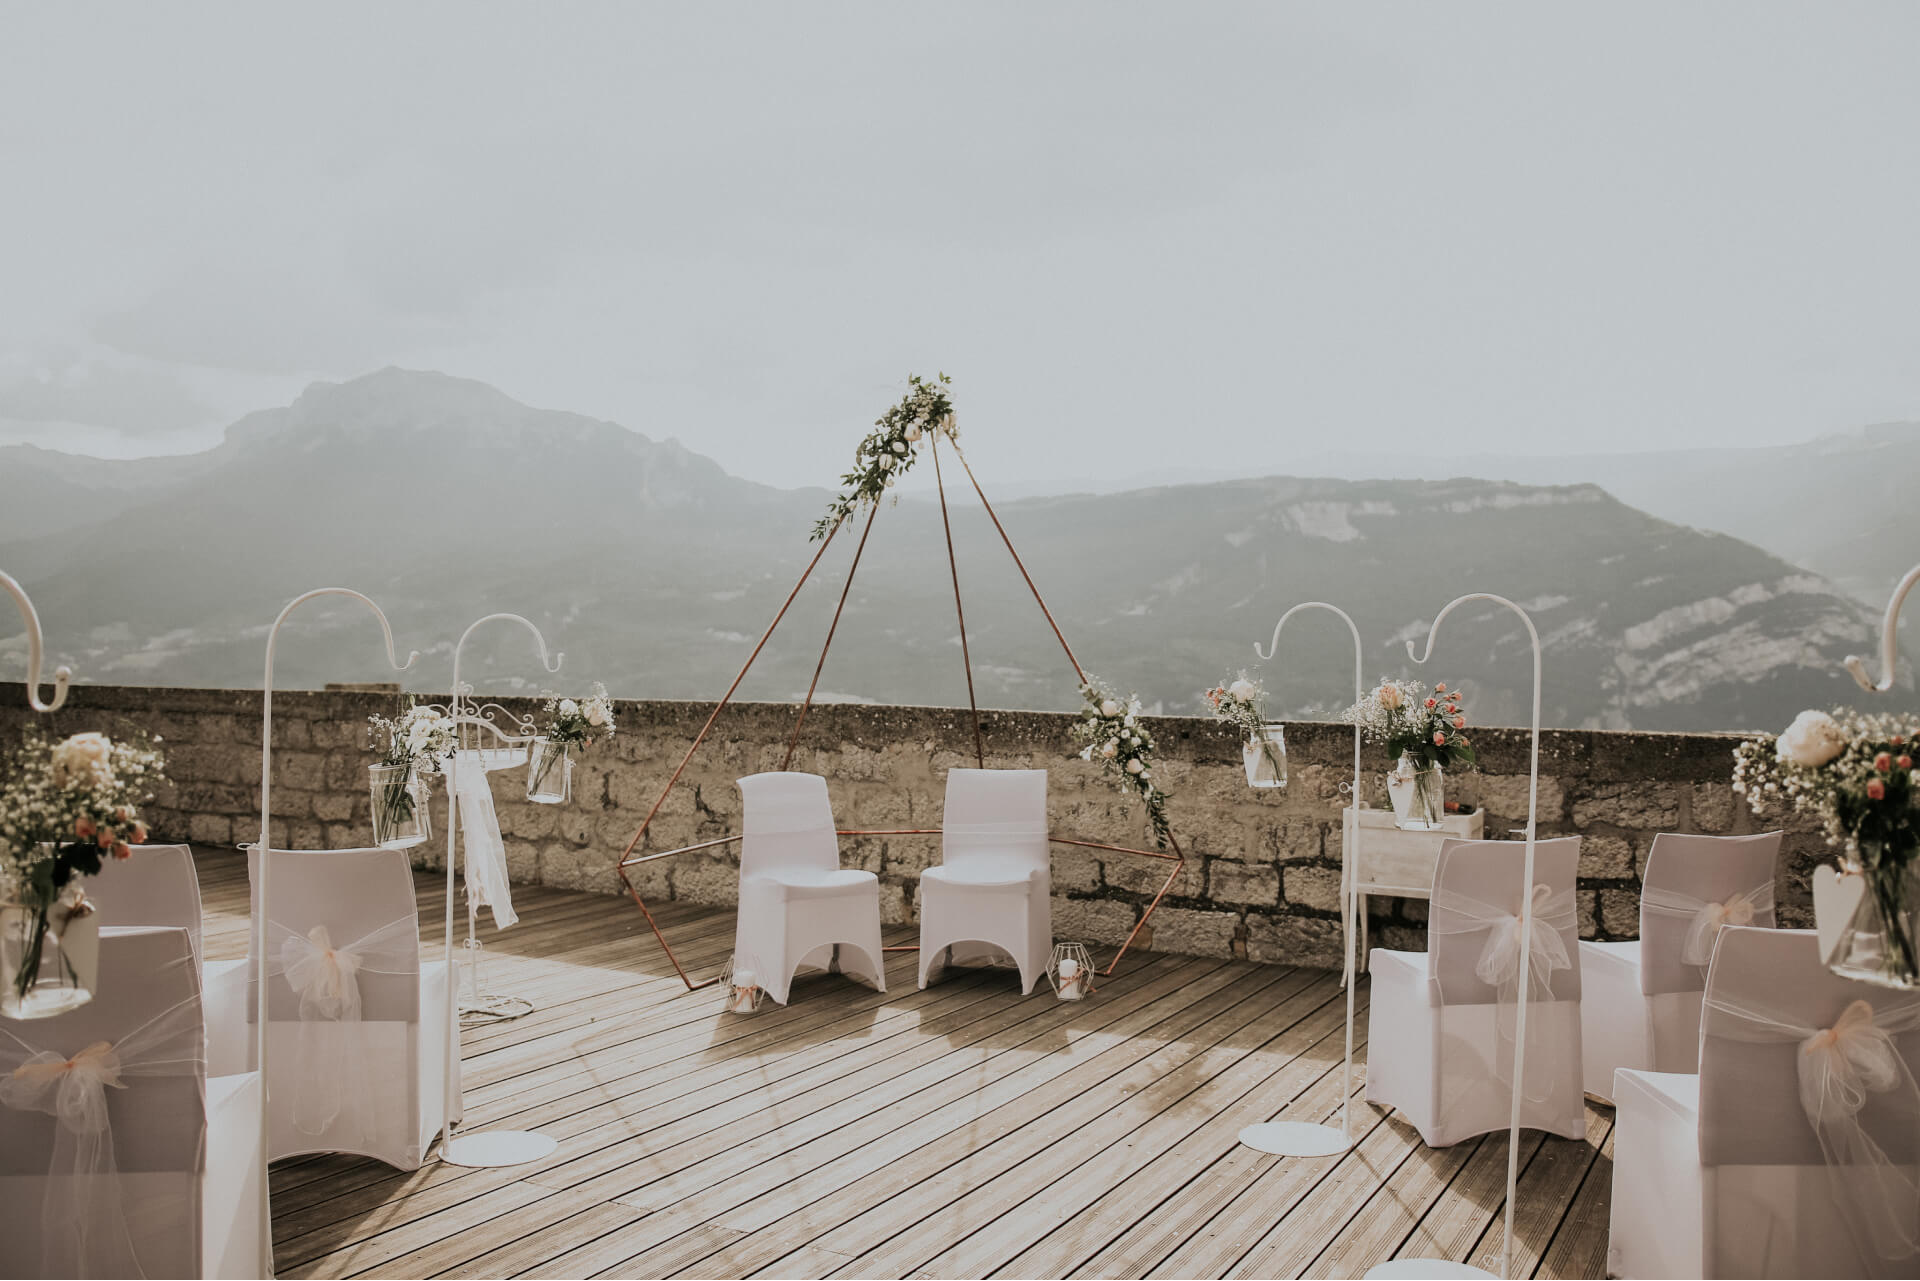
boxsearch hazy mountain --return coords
[0,369,1896,730]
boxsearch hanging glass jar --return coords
[526,737,573,804]
[1,886,100,1019]
[1387,753,1445,830]
[369,763,430,849]
[1243,721,1288,789]
[1824,841,1920,989]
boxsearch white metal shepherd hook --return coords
[438,613,563,1169]
[1239,602,1364,1158]
[255,588,419,1153]
[1368,593,1542,1281]
[1845,561,1920,693]
[2,569,72,712]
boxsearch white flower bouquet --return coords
[366,703,456,842]
[1204,673,1286,786]
[529,684,615,801]
[1071,676,1171,847]
[1341,678,1477,827]
[811,373,957,541]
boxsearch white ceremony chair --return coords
[248,845,458,1169]
[1611,925,1920,1279]
[919,768,1052,995]
[1580,829,1781,1100]
[1366,836,1586,1147]
[90,842,251,1077]
[0,925,269,1279]
[735,771,886,1006]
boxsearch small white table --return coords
[1343,805,1485,972]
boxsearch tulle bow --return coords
[0,1040,126,1134]
[1643,880,1775,967]
[1472,881,1574,991]
[1801,999,1909,1130]
[282,924,365,1021]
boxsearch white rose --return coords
[891,440,907,456]
[51,732,115,789]
[1100,742,1118,759]
[906,425,923,442]
[559,699,579,717]
[1126,758,1145,775]
[1228,679,1258,702]
[1776,710,1848,768]
[585,702,610,727]
[1100,700,1121,718]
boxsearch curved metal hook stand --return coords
[1239,602,1365,1155]
[1845,561,1920,693]
[1403,593,1541,1281]
[439,612,562,1168]
[254,588,418,1154]
[2,569,73,712]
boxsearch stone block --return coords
[1051,851,1102,894]
[1282,865,1342,914]
[671,856,742,907]
[1264,818,1325,863]
[1245,913,1341,969]
[1149,907,1240,958]
[1463,773,1568,824]
[187,813,231,846]
[1571,781,1682,830]
[1579,835,1637,880]
[1104,853,1183,896]
[1050,896,1136,946]
[1599,888,1639,938]
[1689,782,1735,833]
[503,804,556,841]
[878,882,913,926]
[310,791,356,823]
[1206,859,1280,906]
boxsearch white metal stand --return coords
[1846,561,1920,693]
[2,569,72,712]
[1237,602,1364,1158]
[1367,594,1545,1281]
[437,613,562,1169]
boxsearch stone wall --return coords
[0,682,1826,970]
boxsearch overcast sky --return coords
[4,2,1918,489]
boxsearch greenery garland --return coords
[811,373,956,541]
[1071,675,1172,848]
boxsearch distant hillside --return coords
[0,369,1895,731]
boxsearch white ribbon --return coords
[453,750,518,930]
[1431,880,1578,1102]
[1644,880,1775,967]
[1706,990,1920,1264]
[0,974,204,1278]
[268,913,420,1137]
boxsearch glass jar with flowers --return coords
[527,684,616,805]
[1342,679,1477,829]
[366,703,456,849]
[1205,673,1287,789]
[0,728,166,1017]
[1735,708,1920,987]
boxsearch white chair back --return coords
[248,846,423,1022]
[738,772,841,881]
[942,769,1049,876]
[1429,836,1584,1007]
[88,843,207,965]
[1639,830,1780,995]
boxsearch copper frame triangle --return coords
[616,435,1187,991]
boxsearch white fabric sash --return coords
[1644,880,1775,966]
[268,913,419,1138]
[1705,990,1920,1263]
[453,751,518,930]
[0,975,203,1278]
[1431,880,1577,1102]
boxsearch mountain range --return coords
[0,368,1903,732]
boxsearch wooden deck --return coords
[193,848,1615,1279]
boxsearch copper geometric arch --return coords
[616,431,1187,992]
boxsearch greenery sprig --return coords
[811,373,957,541]
[1071,675,1172,848]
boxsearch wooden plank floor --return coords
[193,848,1614,1279]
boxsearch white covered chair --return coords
[734,772,885,1007]
[1580,829,1781,1100]
[0,925,269,1279]
[1610,926,1920,1278]
[248,845,457,1169]
[919,768,1052,995]
[1366,836,1586,1147]
[89,842,251,1077]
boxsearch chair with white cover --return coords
[1366,835,1586,1147]
[1610,925,1920,1278]
[90,842,251,1076]
[249,845,457,1169]
[1580,829,1781,1100]
[0,925,269,1279]
[918,769,1051,995]
[735,772,885,1006]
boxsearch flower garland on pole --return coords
[811,373,956,541]
[1071,676,1172,848]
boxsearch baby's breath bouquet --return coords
[0,728,167,1007]
[1071,676,1171,847]
[366,702,456,843]
[1735,707,1920,985]
[811,373,956,541]
[529,685,616,800]
[1342,678,1476,827]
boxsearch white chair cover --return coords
[0,926,268,1279]
[1366,836,1586,1147]
[87,843,251,1077]
[451,751,517,930]
[734,772,885,1007]
[919,769,1052,995]
[1611,926,1920,1278]
[248,846,458,1170]
[1581,830,1781,1098]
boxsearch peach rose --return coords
[1900,755,1914,771]
[1433,731,1447,746]
[1377,683,1403,710]
[74,816,96,839]
[1435,683,1447,693]
[1868,778,1888,801]
[1876,752,1894,771]
[111,842,131,861]
[131,822,148,844]
[1453,715,1465,730]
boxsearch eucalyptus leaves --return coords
[1071,676,1171,847]
[811,373,957,541]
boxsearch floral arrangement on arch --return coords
[1204,673,1285,781]
[538,684,617,748]
[0,728,167,1004]
[1734,707,1920,983]
[811,373,956,541]
[1341,678,1477,774]
[1071,676,1171,847]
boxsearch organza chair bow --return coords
[1645,880,1775,967]
[1434,879,1578,1102]
[0,989,203,1277]
[1707,990,1920,1262]
[269,914,420,1137]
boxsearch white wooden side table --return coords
[1343,805,1485,972]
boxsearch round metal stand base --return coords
[459,993,534,1026]
[442,1129,558,1168]
[1364,1261,1496,1279]
[1237,1121,1353,1157]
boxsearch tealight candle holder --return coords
[1047,941,1095,1001]
[720,953,763,1014]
